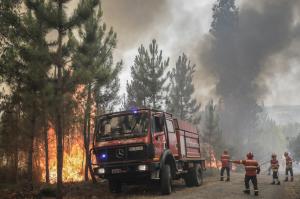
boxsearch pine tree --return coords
[203,100,222,168]
[210,0,238,38]
[127,39,169,109]
[0,0,21,49]
[95,75,121,114]
[0,2,52,187]
[71,3,120,182]
[167,53,200,124]
[26,0,99,197]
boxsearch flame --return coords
[38,127,85,183]
[204,145,222,169]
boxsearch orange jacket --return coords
[233,159,260,176]
[270,159,279,172]
[221,154,230,167]
[285,156,293,168]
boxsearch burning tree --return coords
[203,100,223,168]
[71,3,121,182]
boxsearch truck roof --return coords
[95,108,173,119]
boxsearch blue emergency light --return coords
[130,106,139,114]
[98,153,108,161]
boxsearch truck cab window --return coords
[152,116,164,133]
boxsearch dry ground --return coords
[1,172,299,199]
[62,172,300,199]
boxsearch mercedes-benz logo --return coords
[116,148,125,159]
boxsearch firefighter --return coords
[220,150,230,181]
[284,152,294,182]
[270,153,280,185]
[231,152,260,196]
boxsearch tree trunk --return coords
[28,103,36,190]
[56,1,64,197]
[13,104,20,183]
[83,83,97,183]
[82,86,89,181]
[209,133,212,168]
[86,88,96,183]
[13,141,19,183]
[44,120,50,183]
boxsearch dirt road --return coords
[63,172,300,199]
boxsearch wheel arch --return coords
[160,149,177,178]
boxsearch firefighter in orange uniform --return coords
[284,152,293,182]
[220,150,230,181]
[270,153,280,185]
[231,152,260,196]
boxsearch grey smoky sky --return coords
[100,0,300,106]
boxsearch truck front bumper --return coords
[93,162,160,182]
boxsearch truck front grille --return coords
[95,144,152,163]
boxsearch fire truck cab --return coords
[91,108,205,195]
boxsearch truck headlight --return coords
[97,168,105,174]
[137,165,148,171]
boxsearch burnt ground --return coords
[1,172,300,199]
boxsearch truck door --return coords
[165,119,179,157]
[151,115,166,160]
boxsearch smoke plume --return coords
[199,0,300,156]
[101,0,170,50]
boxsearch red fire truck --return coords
[91,108,205,195]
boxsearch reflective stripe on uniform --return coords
[245,166,258,169]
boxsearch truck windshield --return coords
[96,112,149,141]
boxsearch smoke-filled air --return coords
[0,0,300,198]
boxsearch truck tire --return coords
[185,164,203,187]
[161,164,172,195]
[184,172,193,187]
[109,180,122,193]
[193,164,203,186]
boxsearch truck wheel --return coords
[184,172,193,187]
[193,164,203,186]
[108,180,122,193]
[161,164,172,195]
[185,164,203,187]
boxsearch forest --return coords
[1,0,300,199]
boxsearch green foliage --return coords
[289,133,300,160]
[210,0,238,38]
[203,100,224,158]
[126,39,169,109]
[166,53,200,124]
[20,0,100,194]
[252,110,287,160]
[71,3,121,113]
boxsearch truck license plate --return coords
[111,168,125,174]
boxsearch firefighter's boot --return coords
[291,177,294,182]
[220,177,224,181]
[254,190,259,196]
[277,181,280,185]
[243,190,250,195]
[285,177,288,182]
[226,177,230,182]
[271,181,275,185]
